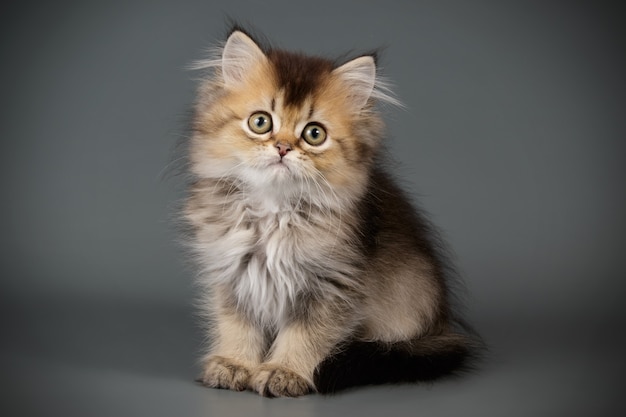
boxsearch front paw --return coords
[199,356,251,391]
[250,364,313,397]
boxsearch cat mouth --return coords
[268,159,292,174]
[270,156,290,167]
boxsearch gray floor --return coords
[2,1,625,416]
[2,295,624,416]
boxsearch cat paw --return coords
[250,364,313,397]
[199,356,251,391]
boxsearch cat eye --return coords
[247,112,273,135]
[301,123,327,146]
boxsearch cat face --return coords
[190,31,391,204]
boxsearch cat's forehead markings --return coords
[273,92,286,112]
[268,49,333,107]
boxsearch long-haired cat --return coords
[183,27,480,397]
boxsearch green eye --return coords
[247,112,273,134]
[302,123,327,146]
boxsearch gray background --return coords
[2,1,625,416]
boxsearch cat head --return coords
[189,30,398,205]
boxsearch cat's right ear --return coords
[222,31,267,88]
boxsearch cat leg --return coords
[250,300,354,397]
[200,306,266,391]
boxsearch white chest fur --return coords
[194,195,329,326]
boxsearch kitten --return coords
[183,28,480,397]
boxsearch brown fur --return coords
[184,29,479,397]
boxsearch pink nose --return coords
[276,143,292,158]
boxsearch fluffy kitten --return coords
[184,28,479,397]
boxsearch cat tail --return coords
[314,326,484,394]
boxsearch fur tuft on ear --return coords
[333,56,376,110]
[333,55,402,110]
[221,30,267,88]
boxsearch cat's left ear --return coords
[221,31,267,88]
[333,56,376,110]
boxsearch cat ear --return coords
[222,31,267,88]
[333,56,376,110]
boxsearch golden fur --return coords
[183,29,476,397]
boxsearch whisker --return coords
[309,169,344,254]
